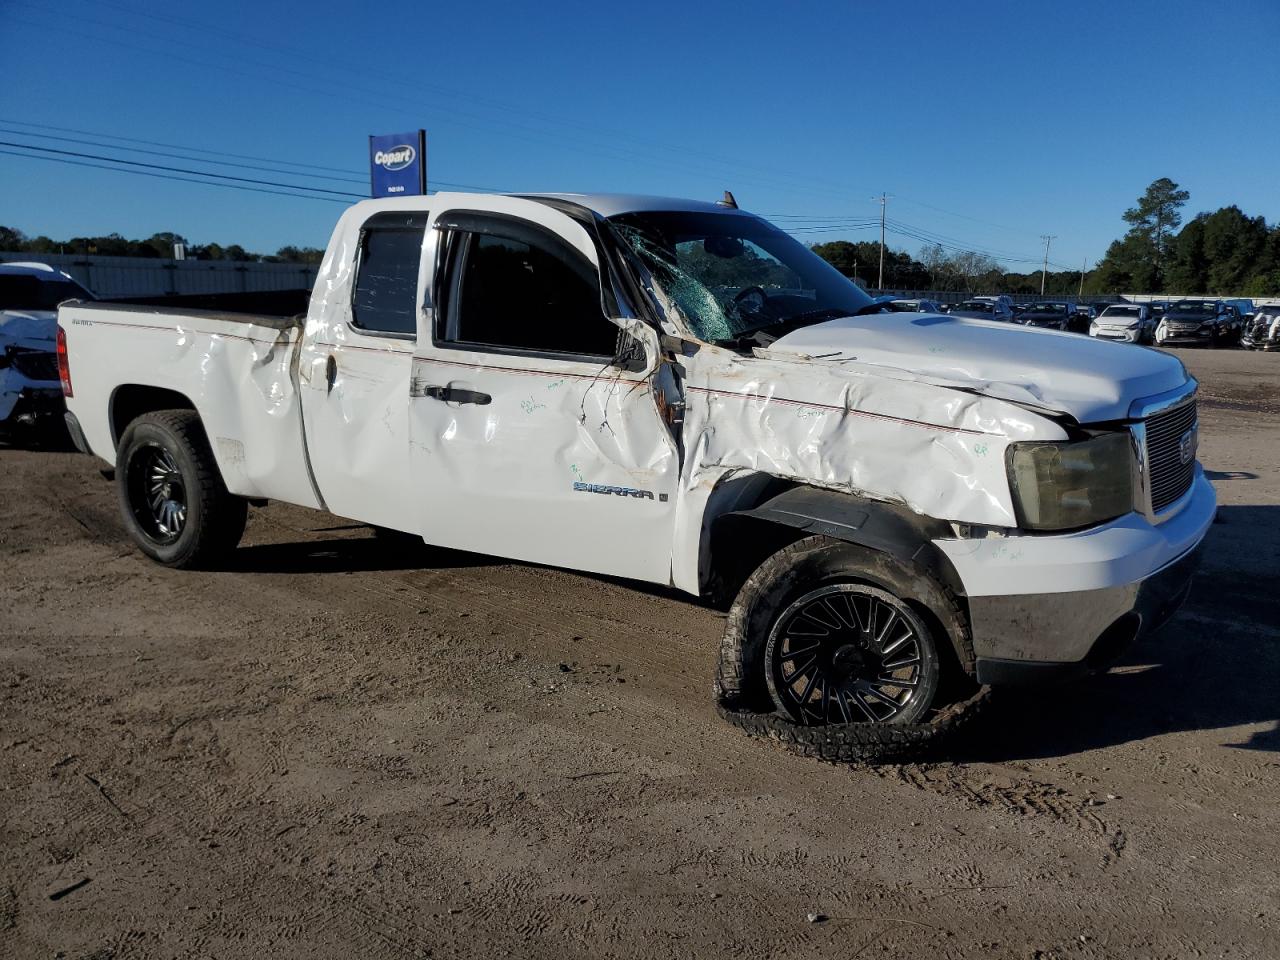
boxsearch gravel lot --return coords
[1,347,1277,960]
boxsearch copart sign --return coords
[369,130,426,198]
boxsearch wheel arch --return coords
[703,480,974,674]
[109,384,197,448]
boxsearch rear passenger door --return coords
[300,208,426,530]
[409,197,680,584]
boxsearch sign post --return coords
[368,130,427,198]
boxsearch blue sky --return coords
[2,0,1277,272]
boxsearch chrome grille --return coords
[1144,398,1197,513]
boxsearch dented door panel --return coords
[410,197,680,583]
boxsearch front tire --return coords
[116,410,246,568]
[716,536,967,727]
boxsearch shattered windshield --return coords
[607,210,872,343]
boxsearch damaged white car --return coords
[1,262,93,438]
[57,193,1214,756]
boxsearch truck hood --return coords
[766,312,1187,422]
[0,310,57,350]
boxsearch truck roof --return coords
[347,192,756,220]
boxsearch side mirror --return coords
[616,334,648,373]
[613,319,660,376]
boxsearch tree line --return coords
[1089,178,1279,295]
[0,225,325,264]
[811,179,1278,297]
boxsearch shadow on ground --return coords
[222,535,497,575]
[945,504,1280,761]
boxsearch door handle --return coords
[423,385,491,405]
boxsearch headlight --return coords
[1006,432,1134,531]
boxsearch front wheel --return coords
[716,536,971,727]
[116,410,247,568]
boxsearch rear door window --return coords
[351,211,428,337]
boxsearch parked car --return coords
[1147,301,1169,325]
[1019,302,1076,331]
[0,262,94,438]
[1222,299,1254,339]
[887,298,944,314]
[948,298,1015,322]
[1091,304,1154,344]
[1067,304,1097,334]
[1241,302,1280,351]
[1155,299,1237,347]
[58,191,1213,747]
[972,294,1015,313]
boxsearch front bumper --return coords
[1092,327,1141,343]
[0,384,64,429]
[1157,325,1215,345]
[1241,335,1279,351]
[935,469,1216,683]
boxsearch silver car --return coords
[1091,304,1153,344]
[1241,303,1280,351]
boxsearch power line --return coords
[0,148,351,204]
[0,140,365,198]
[0,118,503,192]
[0,127,367,185]
[874,193,892,289]
[1039,235,1057,295]
[0,117,360,177]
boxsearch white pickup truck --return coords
[58,192,1215,740]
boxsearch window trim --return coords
[432,216,625,367]
[347,210,429,342]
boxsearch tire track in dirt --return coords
[874,763,1127,865]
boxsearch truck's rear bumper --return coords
[934,470,1216,682]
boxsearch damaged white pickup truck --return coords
[58,193,1215,754]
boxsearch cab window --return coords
[351,211,428,337]
[437,213,616,359]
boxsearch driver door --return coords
[409,197,681,584]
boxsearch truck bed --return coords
[60,298,321,511]
[97,288,312,322]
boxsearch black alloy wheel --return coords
[126,441,188,544]
[765,583,933,725]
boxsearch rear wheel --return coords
[116,410,246,568]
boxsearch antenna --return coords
[717,190,738,209]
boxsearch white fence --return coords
[0,252,318,299]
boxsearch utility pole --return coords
[874,193,891,291]
[1078,257,1087,297]
[1039,235,1057,296]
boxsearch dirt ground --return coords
[1,347,1277,960]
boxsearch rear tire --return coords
[115,410,246,568]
